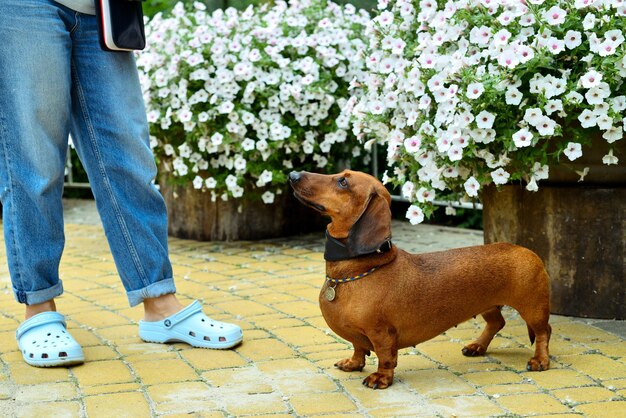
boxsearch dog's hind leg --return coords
[519,309,551,371]
[462,306,506,357]
[335,345,369,372]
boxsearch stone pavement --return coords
[0,199,625,417]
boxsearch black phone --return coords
[95,0,146,52]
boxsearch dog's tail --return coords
[527,325,536,345]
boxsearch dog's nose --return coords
[289,171,302,184]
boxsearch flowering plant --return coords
[351,0,626,224]
[137,0,370,204]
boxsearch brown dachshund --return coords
[289,170,551,389]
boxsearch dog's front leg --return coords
[335,346,369,372]
[362,329,398,389]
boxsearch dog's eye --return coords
[337,177,349,189]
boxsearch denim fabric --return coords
[0,0,175,307]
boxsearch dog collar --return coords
[324,231,392,261]
[326,266,379,284]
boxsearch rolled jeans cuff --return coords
[14,280,64,305]
[127,278,177,307]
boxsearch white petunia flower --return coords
[602,149,619,165]
[512,128,533,147]
[406,205,424,225]
[464,177,480,197]
[563,142,583,161]
[491,168,510,185]
[261,191,275,204]
[475,111,495,129]
[580,69,603,88]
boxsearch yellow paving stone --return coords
[247,261,301,272]
[9,362,72,385]
[552,386,620,404]
[575,401,626,417]
[13,382,78,403]
[95,325,141,343]
[369,406,440,417]
[271,326,338,347]
[236,338,297,362]
[462,370,525,386]
[606,378,626,390]
[72,360,134,387]
[586,341,626,358]
[180,348,248,370]
[83,345,120,361]
[202,367,274,394]
[72,310,130,329]
[417,341,486,366]
[481,383,540,396]
[304,316,331,330]
[445,360,506,375]
[81,382,142,396]
[13,401,81,417]
[250,293,301,307]
[256,357,321,374]
[117,342,178,360]
[560,353,626,380]
[495,393,571,415]
[148,381,218,414]
[523,368,597,389]
[213,300,275,316]
[85,391,151,417]
[340,378,428,409]
[289,392,357,415]
[252,316,305,330]
[273,372,338,394]
[239,329,271,340]
[162,413,225,418]
[299,342,350,354]
[305,349,356,362]
[556,322,622,342]
[401,369,477,398]
[430,395,506,417]
[273,301,320,318]
[132,358,199,385]
[0,331,18,354]
[223,392,288,416]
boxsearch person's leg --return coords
[0,0,73,310]
[67,12,181,314]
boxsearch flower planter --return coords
[158,176,326,241]
[482,182,625,319]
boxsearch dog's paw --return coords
[462,343,487,357]
[526,356,550,371]
[335,358,365,372]
[362,372,393,389]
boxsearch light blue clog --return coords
[16,311,85,367]
[139,300,243,349]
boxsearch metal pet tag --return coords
[325,285,336,302]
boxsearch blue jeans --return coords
[0,0,175,307]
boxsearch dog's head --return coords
[289,170,392,255]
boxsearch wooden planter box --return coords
[482,184,625,319]
[158,177,326,241]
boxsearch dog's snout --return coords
[289,171,302,184]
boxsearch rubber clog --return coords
[16,311,85,367]
[138,300,243,349]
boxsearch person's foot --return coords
[25,299,57,319]
[139,300,243,349]
[143,293,185,322]
[17,311,84,367]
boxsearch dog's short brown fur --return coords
[289,170,551,389]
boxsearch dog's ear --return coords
[347,190,392,256]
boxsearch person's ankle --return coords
[25,299,57,320]
[143,293,184,322]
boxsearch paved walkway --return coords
[0,199,624,417]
